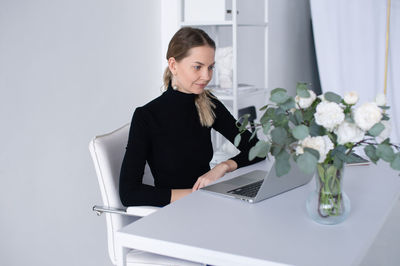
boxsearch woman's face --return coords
[169,45,215,95]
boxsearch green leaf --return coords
[376,144,395,162]
[249,128,259,141]
[271,145,282,156]
[346,153,369,164]
[324,92,342,103]
[292,125,309,140]
[294,110,303,124]
[390,153,400,170]
[238,114,250,132]
[368,122,385,137]
[382,113,390,121]
[270,88,286,95]
[271,127,288,145]
[296,83,310,97]
[303,147,320,161]
[379,106,390,110]
[309,121,325,136]
[270,91,289,104]
[333,155,344,169]
[248,140,270,161]
[364,145,379,164]
[262,122,271,135]
[297,151,318,175]
[259,104,269,111]
[260,107,275,124]
[234,134,241,147]
[279,97,296,110]
[275,150,291,177]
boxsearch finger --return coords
[192,178,201,191]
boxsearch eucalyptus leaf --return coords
[279,97,296,110]
[271,145,282,156]
[390,153,400,170]
[259,104,269,111]
[368,122,385,137]
[345,113,354,123]
[296,83,310,98]
[333,155,344,169]
[234,134,241,147]
[309,121,325,136]
[292,125,309,140]
[271,127,288,145]
[294,110,303,124]
[270,88,286,94]
[270,91,289,104]
[275,150,291,177]
[376,144,395,162]
[262,122,271,135]
[346,153,369,164]
[303,147,320,161]
[238,114,250,132]
[324,92,342,103]
[364,145,379,164]
[297,151,318,175]
[248,140,270,161]
[249,128,260,141]
[382,113,390,121]
[379,106,390,110]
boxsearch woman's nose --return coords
[202,68,212,80]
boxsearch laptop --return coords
[201,159,313,203]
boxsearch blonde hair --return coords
[163,27,216,127]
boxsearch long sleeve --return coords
[212,99,265,168]
[119,107,171,207]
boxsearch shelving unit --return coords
[179,0,268,119]
[179,0,268,163]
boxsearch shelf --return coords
[209,87,268,101]
[180,21,267,27]
[180,21,234,26]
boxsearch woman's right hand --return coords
[171,189,192,203]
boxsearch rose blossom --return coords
[375,93,387,106]
[295,90,316,109]
[335,121,365,145]
[377,120,391,142]
[314,101,345,131]
[353,102,382,131]
[296,135,334,163]
[344,91,359,105]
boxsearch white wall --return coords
[268,0,320,95]
[0,1,161,265]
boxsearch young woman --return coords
[119,27,264,207]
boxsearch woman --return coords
[119,27,264,207]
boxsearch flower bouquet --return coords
[235,83,400,224]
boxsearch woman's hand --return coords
[171,189,192,203]
[192,160,238,191]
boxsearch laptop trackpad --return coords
[226,176,258,186]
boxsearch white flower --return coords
[353,102,382,131]
[335,121,365,145]
[314,101,345,131]
[296,135,333,163]
[375,93,387,106]
[377,120,391,143]
[295,90,316,109]
[344,91,359,105]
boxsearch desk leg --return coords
[116,244,128,266]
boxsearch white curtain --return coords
[310,0,400,143]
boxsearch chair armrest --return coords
[126,206,159,217]
[92,205,159,217]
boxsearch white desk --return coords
[116,160,400,266]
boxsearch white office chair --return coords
[89,123,201,266]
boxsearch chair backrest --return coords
[89,123,153,265]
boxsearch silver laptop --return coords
[201,159,313,203]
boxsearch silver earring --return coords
[173,85,178,90]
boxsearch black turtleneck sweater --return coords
[119,85,264,207]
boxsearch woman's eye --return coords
[208,65,215,70]
[194,66,201,70]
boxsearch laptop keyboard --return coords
[227,180,263,198]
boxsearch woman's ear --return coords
[168,57,177,76]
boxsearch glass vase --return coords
[306,163,350,225]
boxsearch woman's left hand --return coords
[192,160,237,191]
